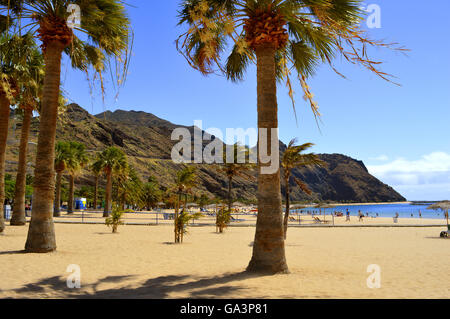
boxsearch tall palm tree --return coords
[53,141,71,217]
[65,142,88,214]
[10,36,44,226]
[91,158,103,211]
[0,33,30,233]
[96,147,128,217]
[173,166,197,243]
[177,0,400,274]
[281,139,325,239]
[0,0,131,252]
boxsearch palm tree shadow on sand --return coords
[6,271,269,299]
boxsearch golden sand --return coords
[0,222,449,299]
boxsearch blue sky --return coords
[61,0,450,201]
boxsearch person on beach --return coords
[358,210,364,222]
[346,209,350,222]
[393,212,399,224]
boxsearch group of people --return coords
[3,201,32,220]
[343,209,378,222]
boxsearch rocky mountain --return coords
[5,103,406,203]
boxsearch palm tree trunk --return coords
[67,174,74,214]
[175,193,181,243]
[0,94,11,233]
[11,107,32,226]
[25,42,65,252]
[93,175,98,210]
[228,176,233,213]
[283,175,290,240]
[54,171,62,217]
[247,45,288,274]
[104,171,112,217]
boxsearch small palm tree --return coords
[281,139,326,239]
[176,210,203,243]
[65,142,88,214]
[173,166,197,243]
[105,204,131,234]
[216,205,231,234]
[96,147,128,217]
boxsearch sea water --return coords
[291,203,447,220]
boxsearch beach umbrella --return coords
[428,201,450,226]
[314,203,335,215]
[427,201,450,211]
[156,202,166,207]
[232,201,246,208]
[290,204,308,209]
[315,203,335,223]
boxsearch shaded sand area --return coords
[1,223,449,299]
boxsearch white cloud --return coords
[367,152,450,201]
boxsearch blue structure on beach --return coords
[75,198,87,210]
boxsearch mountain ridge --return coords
[5,103,406,203]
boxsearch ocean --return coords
[291,203,447,220]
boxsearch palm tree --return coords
[113,166,143,210]
[65,142,88,214]
[91,158,103,211]
[10,36,44,226]
[173,166,197,243]
[0,0,131,252]
[0,33,30,232]
[96,147,128,217]
[53,141,70,217]
[220,143,253,213]
[281,139,325,239]
[143,179,162,211]
[177,0,401,274]
[176,210,203,243]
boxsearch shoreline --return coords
[331,201,413,207]
[291,201,413,207]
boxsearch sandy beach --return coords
[1,221,449,299]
